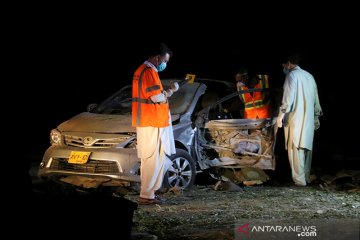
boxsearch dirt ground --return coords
[126,178,360,240]
[28,164,359,240]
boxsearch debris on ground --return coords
[128,181,360,240]
[213,180,243,191]
[319,170,360,192]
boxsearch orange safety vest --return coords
[132,64,170,127]
[239,75,270,119]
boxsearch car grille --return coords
[64,135,130,148]
[50,158,119,175]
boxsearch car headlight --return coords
[50,129,62,145]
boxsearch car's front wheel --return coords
[163,149,196,189]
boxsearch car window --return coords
[188,80,236,123]
[91,81,202,116]
[93,86,132,115]
[205,87,282,121]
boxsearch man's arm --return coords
[141,69,168,103]
[280,73,297,114]
[314,84,323,130]
[150,82,179,103]
[277,74,297,128]
[150,92,167,103]
[314,85,323,117]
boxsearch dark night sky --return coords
[16,6,359,172]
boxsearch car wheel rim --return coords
[167,156,192,188]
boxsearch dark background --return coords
[8,7,358,239]
[15,6,359,187]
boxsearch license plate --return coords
[68,151,91,164]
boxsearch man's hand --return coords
[314,116,320,130]
[163,89,172,98]
[170,82,179,92]
[164,82,180,98]
[236,82,245,92]
[277,112,285,128]
[237,81,245,87]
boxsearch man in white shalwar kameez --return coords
[132,43,178,205]
[277,54,322,186]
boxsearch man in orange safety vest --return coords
[237,69,271,119]
[132,43,179,205]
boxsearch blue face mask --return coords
[283,67,289,75]
[157,62,167,72]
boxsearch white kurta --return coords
[280,66,322,185]
[136,119,176,159]
[281,66,322,150]
[137,112,176,199]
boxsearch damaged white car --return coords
[38,78,278,190]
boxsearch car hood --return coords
[58,112,135,133]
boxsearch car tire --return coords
[163,149,196,189]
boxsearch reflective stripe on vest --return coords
[146,85,160,93]
[136,67,150,126]
[244,99,265,109]
[132,98,153,104]
[240,86,267,109]
[240,75,270,118]
[257,75,269,88]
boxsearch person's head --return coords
[147,42,173,72]
[281,53,301,74]
[248,76,259,88]
[235,67,249,84]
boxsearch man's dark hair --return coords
[281,52,302,65]
[236,67,248,76]
[147,42,173,57]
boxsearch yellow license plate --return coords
[68,151,91,164]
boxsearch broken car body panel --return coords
[195,118,276,170]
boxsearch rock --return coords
[214,181,243,191]
[243,180,263,186]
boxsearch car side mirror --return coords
[87,103,98,112]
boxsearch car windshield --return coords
[92,85,133,115]
[91,81,201,115]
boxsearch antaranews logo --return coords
[236,223,317,239]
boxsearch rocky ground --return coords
[29,165,360,240]
[126,172,360,240]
